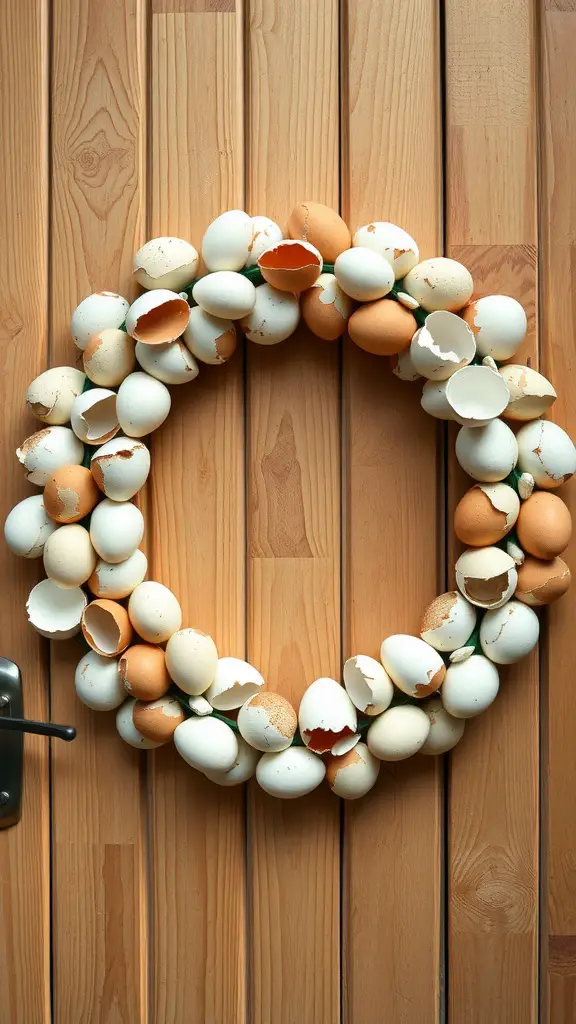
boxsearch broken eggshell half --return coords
[70,388,119,445]
[343,654,394,716]
[455,546,518,609]
[410,310,476,380]
[419,591,477,653]
[91,436,151,502]
[499,364,557,421]
[125,289,190,345]
[325,742,380,799]
[257,239,323,293]
[298,677,359,755]
[204,656,265,711]
[17,426,84,486]
[133,236,199,292]
[27,577,87,639]
[380,634,446,697]
[26,366,86,425]
[82,599,133,657]
[237,691,297,752]
[445,364,510,427]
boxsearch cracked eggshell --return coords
[91,436,150,501]
[455,546,517,609]
[454,483,520,547]
[300,273,353,341]
[82,599,133,657]
[461,295,527,360]
[188,694,212,716]
[204,735,260,787]
[326,742,380,799]
[367,705,431,761]
[135,339,199,385]
[515,555,571,606]
[516,419,576,490]
[516,492,572,559]
[391,347,423,382]
[71,292,130,351]
[245,216,283,267]
[132,696,185,743]
[119,644,170,700]
[256,746,326,799]
[419,698,466,755]
[420,592,477,652]
[445,364,510,427]
[421,379,455,420]
[183,305,237,364]
[455,419,518,482]
[442,655,500,719]
[174,716,239,773]
[298,677,359,755]
[480,600,540,665]
[237,691,297,752]
[410,311,475,381]
[27,578,86,639]
[352,221,419,279]
[125,290,189,345]
[44,465,100,523]
[380,635,446,698]
[348,298,417,356]
[499,364,557,421]
[75,651,124,711]
[17,426,84,486]
[165,628,218,695]
[403,258,473,312]
[70,388,119,445]
[343,655,394,715]
[128,581,182,643]
[240,283,300,345]
[334,247,394,302]
[87,549,148,600]
[202,209,252,272]
[116,698,163,749]
[204,656,265,711]
[116,372,171,437]
[26,366,86,424]
[287,201,351,262]
[43,523,96,589]
[83,329,136,387]
[133,236,199,291]
[89,499,144,564]
[4,494,57,557]
[192,271,256,320]
[258,239,323,293]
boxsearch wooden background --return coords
[0,0,575,1021]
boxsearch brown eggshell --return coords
[516,492,572,559]
[43,465,100,523]
[300,274,353,341]
[287,201,351,262]
[257,240,322,293]
[119,644,171,700]
[82,599,133,656]
[454,486,515,546]
[515,555,571,606]
[347,299,417,356]
[132,696,184,742]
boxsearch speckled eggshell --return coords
[43,465,100,523]
[325,742,380,799]
[300,274,353,341]
[352,221,419,279]
[516,491,572,559]
[348,298,417,356]
[237,691,297,752]
[419,592,477,652]
[403,258,473,312]
[132,696,184,743]
[454,483,520,547]
[515,555,571,606]
[287,201,351,262]
[119,644,170,700]
[133,236,199,291]
[240,284,300,346]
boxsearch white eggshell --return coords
[88,549,148,599]
[256,746,326,799]
[516,420,576,489]
[192,271,256,320]
[204,656,265,711]
[420,591,477,652]
[188,694,213,716]
[442,655,500,718]
[71,292,129,351]
[391,347,423,382]
[352,221,419,279]
[74,650,124,711]
[116,372,171,437]
[462,295,527,360]
[27,577,87,639]
[116,698,163,749]
[499,365,557,421]
[26,366,86,424]
[183,306,237,364]
[17,426,84,486]
[91,436,151,501]
[410,311,476,381]
[403,258,473,312]
[445,364,510,427]
[421,379,455,420]
[380,635,446,698]
[343,655,394,715]
[237,692,297,752]
[245,216,284,267]
[298,677,359,755]
[174,716,239,772]
[334,247,395,302]
[455,546,517,609]
[83,329,136,387]
[125,289,190,344]
[455,419,519,482]
[128,581,182,643]
[326,742,380,799]
[367,705,431,761]
[43,523,96,589]
[419,698,466,755]
[479,600,540,664]
[89,499,144,564]
[240,283,300,345]
[203,736,260,786]
[70,388,119,445]
[202,210,252,272]
[165,628,218,695]
[4,494,57,557]
[133,236,199,291]
[135,339,199,385]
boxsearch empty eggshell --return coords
[240,283,300,345]
[454,483,520,547]
[516,419,576,489]
[26,366,86,424]
[419,592,477,652]
[71,292,129,351]
[455,546,518,609]
[258,239,323,293]
[380,635,446,697]
[116,372,171,437]
[192,271,255,320]
[133,237,199,291]
[298,677,359,755]
[343,654,394,715]
[89,499,144,563]
[237,691,297,752]
[300,274,353,341]
[203,735,260,786]
[455,419,519,482]
[43,523,96,588]
[132,696,185,743]
[480,600,540,664]
[202,210,252,272]
[119,644,170,700]
[287,201,351,262]
[419,698,466,754]
[165,628,218,695]
[461,295,527,360]
[74,650,125,711]
[515,555,571,606]
[17,426,84,486]
[204,656,265,711]
[421,379,455,420]
[44,465,100,523]
[403,258,473,312]
[188,694,213,716]
[499,364,557,421]
[334,247,394,302]
[445,364,510,427]
[27,578,87,639]
[83,329,136,387]
[516,492,572,559]
[82,599,133,657]
[442,655,500,718]
[256,746,326,799]
[352,221,419,279]
[348,298,417,356]
[4,494,57,557]
[410,311,476,380]
[128,581,182,643]
[183,306,237,364]
[116,698,164,749]
[135,339,199,385]
[70,388,119,445]
[391,347,423,382]
[174,716,239,773]
[87,549,148,599]
[125,290,190,345]
[245,216,283,267]
[91,436,151,501]
[326,742,380,799]
[367,705,431,761]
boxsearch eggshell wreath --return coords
[6,202,576,801]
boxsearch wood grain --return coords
[341,2,443,1021]
[50,0,148,1020]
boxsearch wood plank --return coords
[341,2,443,1022]
[0,2,50,1021]
[148,12,247,1024]
[245,2,341,1021]
[49,1,148,1020]
[444,1,539,1020]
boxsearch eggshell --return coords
[420,379,455,420]
[454,483,520,547]
[202,210,252,272]
[26,366,86,424]
[27,578,87,639]
[43,465,100,523]
[133,236,199,291]
[352,221,419,279]
[326,742,380,799]
[192,271,256,321]
[403,258,473,312]
[17,426,84,485]
[298,677,359,755]
[461,295,527,360]
[455,419,519,482]
[419,592,477,652]
[87,549,148,599]
[240,283,300,345]
[516,492,572,559]
[91,436,151,501]
[71,292,129,351]
[300,274,353,341]
[203,736,260,786]
[258,239,323,293]
[237,691,297,752]
[334,247,394,302]
[83,329,136,387]
[287,201,351,261]
[135,339,199,385]
[43,523,96,588]
[132,696,185,743]
[518,473,535,500]
[480,601,540,664]
[128,581,182,643]
[367,705,431,761]
[116,372,171,437]
[348,298,417,356]
[174,716,239,773]
[183,306,237,364]
[410,311,476,380]
[187,694,213,716]
[125,290,189,345]
[343,655,394,715]
[119,644,170,700]
[515,555,571,606]
[380,635,446,697]
[256,747,326,799]
[165,628,218,695]
[82,599,133,657]
[204,656,265,711]
[516,420,576,490]
[499,364,557,421]
[116,698,164,749]
[70,388,119,445]
[419,698,466,754]
[445,364,510,427]
[455,546,517,609]
[442,655,500,718]
[245,216,283,267]
[4,494,57,557]
[391,347,423,382]
[74,650,124,711]
[89,499,144,563]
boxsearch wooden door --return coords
[1,1,575,1022]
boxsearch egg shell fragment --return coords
[410,311,476,381]
[174,716,239,773]
[454,483,520,547]
[298,677,359,755]
[4,494,57,557]
[26,366,86,424]
[380,635,446,697]
[258,239,323,293]
[245,216,283,267]
[116,698,164,749]
[403,258,473,312]
[455,546,517,609]
[116,372,171,437]
[188,694,213,716]
[352,221,419,279]
[480,601,540,665]
[445,364,510,427]
[89,499,144,564]
[461,295,527,360]
[287,201,351,262]
[515,555,571,606]
[135,339,199,385]
[133,236,199,291]
[391,347,423,382]
[83,329,136,387]
[125,290,190,345]
[516,419,576,490]
[132,696,184,743]
[202,210,252,272]
[442,655,500,719]
[421,379,455,420]
[326,742,380,799]
[455,419,519,483]
[204,656,265,711]
[87,549,148,600]
[203,736,260,787]
[367,705,431,761]
[334,247,394,302]
[348,298,417,356]
[240,283,300,345]
[419,592,477,652]
[82,599,133,657]
[91,436,151,501]
[516,491,572,559]
[165,628,218,695]
[128,581,182,643]
[71,292,130,351]
[27,578,87,639]
[43,465,101,523]
[499,364,557,421]
[256,746,326,799]
[300,274,353,341]
[17,426,84,486]
[74,651,125,711]
[43,523,96,589]
[237,691,297,752]
[419,698,466,754]
[183,306,237,364]
[119,644,170,700]
[70,388,119,445]
[343,654,394,715]
[192,271,256,320]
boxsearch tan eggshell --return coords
[499,364,557,421]
[287,201,351,262]
[127,581,182,643]
[257,240,323,293]
[165,628,218,695]
[454,483,520,547]
[26,366,86,424]
[403,258,473,312]
[419,592,477,652]
[367,705,431,761]
[120,645,170,700]
[300,274,353,341]
[515,555,571,606]
[237,691,297,752]
[133,236,199,291]
[325,742,380,799]
[125,290,190,345]
[43,465,100,523]
[132,697,184,743]
[419,698,466,754]
[82,599,133,657]
[455,546,518,609]
[87,549,148,599]
[43,523,97,589]
[348,298,417,356]
[516,492,572,559]
[83,329,136,386]
[116,699,163,749]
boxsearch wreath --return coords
[5,202,574,801]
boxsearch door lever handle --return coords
[0,707,76,742]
